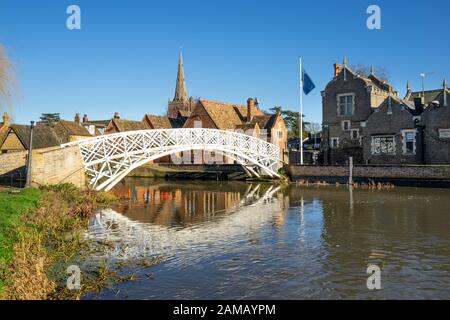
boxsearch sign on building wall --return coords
[439,129,450,139]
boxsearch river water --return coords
[83,178,450,299]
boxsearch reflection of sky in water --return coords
[84,183,450,299]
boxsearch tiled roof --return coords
[247,114,279,130]
[144,115,172,129]
[112,119,150,132]
[58,120,92,136]
[409,89,449,105]
[198,99,248,130]
[84,120,110,126]
[9,124,61,149]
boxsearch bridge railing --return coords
[62,128,281,190]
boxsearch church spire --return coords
[174,50,188,102]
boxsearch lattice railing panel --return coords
[62,128,281,191]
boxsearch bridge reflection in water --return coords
[86,179,287,262]
[84,179,450,299]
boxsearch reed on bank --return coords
[0,184,117,300]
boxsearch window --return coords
[210,151,216,157]
[402,130,416,155]
[351,129,359,140]
[277,131,283,139]
[439,129,450,139]
[338,94,354,116]
[371,136,395,155]
[341,120,351,131]
[330,137,339,148]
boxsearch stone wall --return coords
[421,105,450,164]
[288,164,450,187]
[30,145,86,189]
[0,150,27,175]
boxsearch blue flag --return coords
[302,70,315,95]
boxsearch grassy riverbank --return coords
[0,184,116,300]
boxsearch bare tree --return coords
[351,64,390,81]
[0,44,14,114]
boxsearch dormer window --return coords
[337,93,355,116]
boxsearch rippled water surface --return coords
[84,178,450,299]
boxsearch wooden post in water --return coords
[349,156,353,185]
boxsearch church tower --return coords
[168,51,194,119]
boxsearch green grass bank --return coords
[0,184,117,300]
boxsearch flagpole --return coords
[299,57,304,165]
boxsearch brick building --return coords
[183,97,288,163]
[105,112,150,134]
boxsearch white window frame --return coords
[330,137,339,149]
[337,93,355,117]
[341,120,351,131]
[371,135,396,155]
[351,128,359,140]
[438,129,450,139]
[401,129,417,155]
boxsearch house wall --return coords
[421,105,450,164]
[183,103,217,129]
[362,104,421,164]
[0,150,27,175]
[1,132,25,153]
[321,70,390,164]
[105,121,118,134]
[269,116,288,163]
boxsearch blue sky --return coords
[0,0,449,125]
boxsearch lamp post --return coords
[25,121,35,187]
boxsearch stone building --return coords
[0,124,60,153]
[321,57,450,165]
[167,52,195,119]
[321,58,396,164]
[362,95,422,164]
[417,80,450,164]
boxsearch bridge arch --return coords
[62,128,282,191]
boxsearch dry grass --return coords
[2,184,117,300]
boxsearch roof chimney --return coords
[113,112,120,119]
[334,63,342,78]
[247,98,256,122]
[2,112,9,128]
[414,97,425,114]
[83,114,89,123]
[74,113,81,124]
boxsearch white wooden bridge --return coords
[62,128,282,191]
